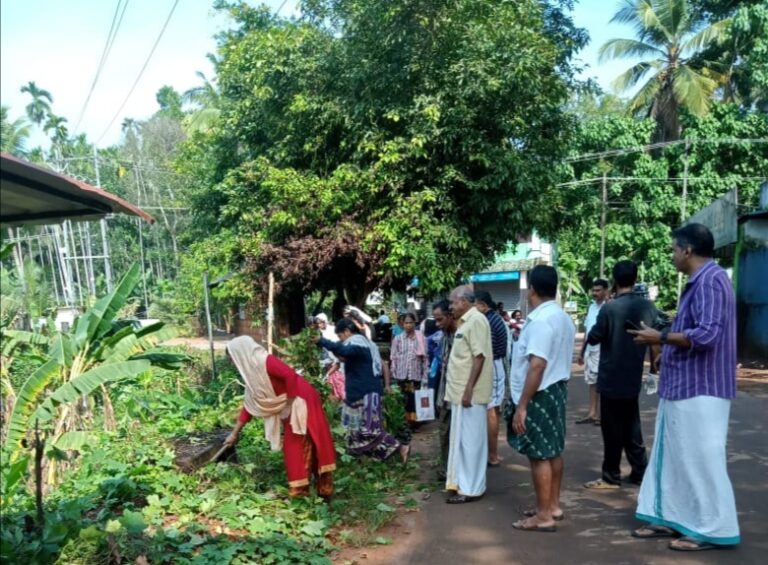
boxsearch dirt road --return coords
[344,347,768,565]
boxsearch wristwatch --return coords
[660,328,669,345]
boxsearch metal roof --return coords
[1,152,154,226]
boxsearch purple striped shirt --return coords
[660,260,737,400]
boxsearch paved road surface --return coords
[361,346,768,565]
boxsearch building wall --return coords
[473,280,522,313]
[737,218,768,361]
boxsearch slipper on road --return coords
[446,494,483,504]
[523,508,564,521]
[631,525,679,539]
[575,416,598,424]
[512,518,557,533]
[584,478,620,490]
[669,537,725,552]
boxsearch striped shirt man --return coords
[484,309,509,360]
[660,260,736,400]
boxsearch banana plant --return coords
[2,264,187,482]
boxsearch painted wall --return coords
[737,218,768,361]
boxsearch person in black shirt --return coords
[584,261,659,489]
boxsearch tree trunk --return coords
[276,286,307,337]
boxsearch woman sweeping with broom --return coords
[223,336,336,498]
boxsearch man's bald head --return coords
[449,284,475,319]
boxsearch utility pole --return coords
[677,139,690,303]
[680,139,690,222]
[93,146,113,292]
[133,167,150,314]
[267,272,275,354]
[599,172,608,279]
[203,272,216,380]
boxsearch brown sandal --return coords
[631,525,679,539]
[512,518,557,532]
[669,537,723,551]
[523,508,564,521]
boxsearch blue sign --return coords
[470,271,520,283]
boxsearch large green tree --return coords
[543,101,768,310]
[184,0,586,329]
[19,81,52,127]
[599,0,730,141]
[0,106,30,157]
[690,0,768,110]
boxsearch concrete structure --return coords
[736,209,768,361]
[470,233,553,315]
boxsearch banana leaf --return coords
[33,359,151,423]
[3,358,60,457]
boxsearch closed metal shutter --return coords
[474,281,522,313]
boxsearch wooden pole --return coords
[93,147,113,292]
[203,272,216,380]
[267,272,275,354]
[34,419,44,532]
[599,172,607,279]
[65,220,84,306]
[133,168,150,314]
[7,227,26,294]
[677,139,690,304]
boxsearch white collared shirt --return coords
[510,300,576,404]
[584,300,604,353]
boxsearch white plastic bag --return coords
[643,372,659,395]
[415,388,436,422]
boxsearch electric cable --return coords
[73,0,131,134]
[95,0,181,145]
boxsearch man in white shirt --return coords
[508,265,576,532]
[576,279,609,425]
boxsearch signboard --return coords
[687,188,738,249]
[470,271,521,283]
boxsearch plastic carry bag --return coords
[415,387,436,422]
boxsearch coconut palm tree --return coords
[182,71,221,133]
[599,0,730,141]
[20,81,53,127]
[43,114,69,145]
[0,106,31,157]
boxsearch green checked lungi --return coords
[505,380,567,460]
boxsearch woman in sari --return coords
[389,312,429,426]
[315,319,410,463]
[223,336,336,498]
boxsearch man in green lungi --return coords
[507,265,576,532]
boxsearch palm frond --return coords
[610,0,644,26]
[612,60,662,92]
[653,0,689,40]
[682,18,732,55]
[635,0,674,43]
[599,38,665,62]
[628,74,662,115]
[672,65,718,115]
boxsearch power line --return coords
[567,138,768,163]
[556,175,767,187]
[95,0,181,145]
[73,0,131,134]
[276,0,290,17]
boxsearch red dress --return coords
[239,356,336,495]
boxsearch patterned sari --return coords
[342,392,400,460]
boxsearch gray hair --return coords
[450,284,475,303]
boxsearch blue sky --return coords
[0,0,635,149]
